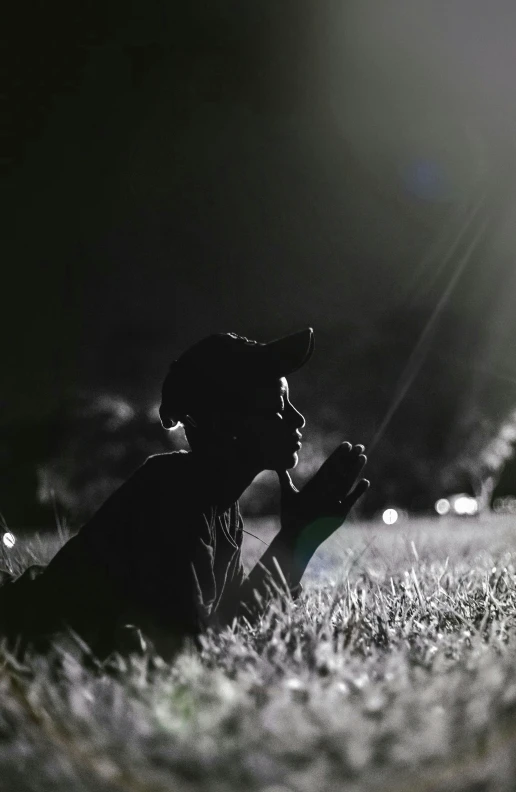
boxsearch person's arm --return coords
[237,442,369,621]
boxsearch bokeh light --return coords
[453,496,478,516]
[435,498,451,516]
[382,508,399,525]
[493,497,516,515]
[2,532,16,549]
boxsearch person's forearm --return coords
[238,525,320,618]
[233,514,347,624]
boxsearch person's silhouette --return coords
[0,328,369,660]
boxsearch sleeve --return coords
[215,512,303,628]
[231,565,304,626]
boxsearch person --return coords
[0,328,369,661]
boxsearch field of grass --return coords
[3,514,516,791]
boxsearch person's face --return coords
[224,376,306,470]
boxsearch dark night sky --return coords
[4,0,516,425]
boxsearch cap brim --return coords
[261,327,314,376]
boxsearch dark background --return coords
[4,1,516,529]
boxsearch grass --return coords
[3,515,516,791]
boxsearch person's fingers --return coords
[317,442,360,483]
[331,452,367,501]
[306,442,352,499]
[355,453,368,473]
[320,442,353,479]
[342,478,370,511]
[307,441,367,506]
[324,442,353,467]
[335,443,365,468]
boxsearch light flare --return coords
[382,508,399,525]
[435,498,451,516]
[2,532,15,549]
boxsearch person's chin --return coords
[288,449,300,468]
[264,445,301,471]
[278,448,300,469]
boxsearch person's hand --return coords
[276,442,369,545]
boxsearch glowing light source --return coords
[382,508,399,525]
[435,498,451,516]
[453,496,478,516]
[2,532,15,549]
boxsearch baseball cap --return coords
[159,328,314,428]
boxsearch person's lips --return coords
[291,433,302,449]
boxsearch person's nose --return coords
[285,401,305,430]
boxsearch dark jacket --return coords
[0,451,257,658]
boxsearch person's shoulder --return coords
[137,450,194,492]
[140,450,191,475]
[78,451,193,539]
[138,450,203,521]
[94,451,191,507]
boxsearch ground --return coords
[2,514,516,792]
